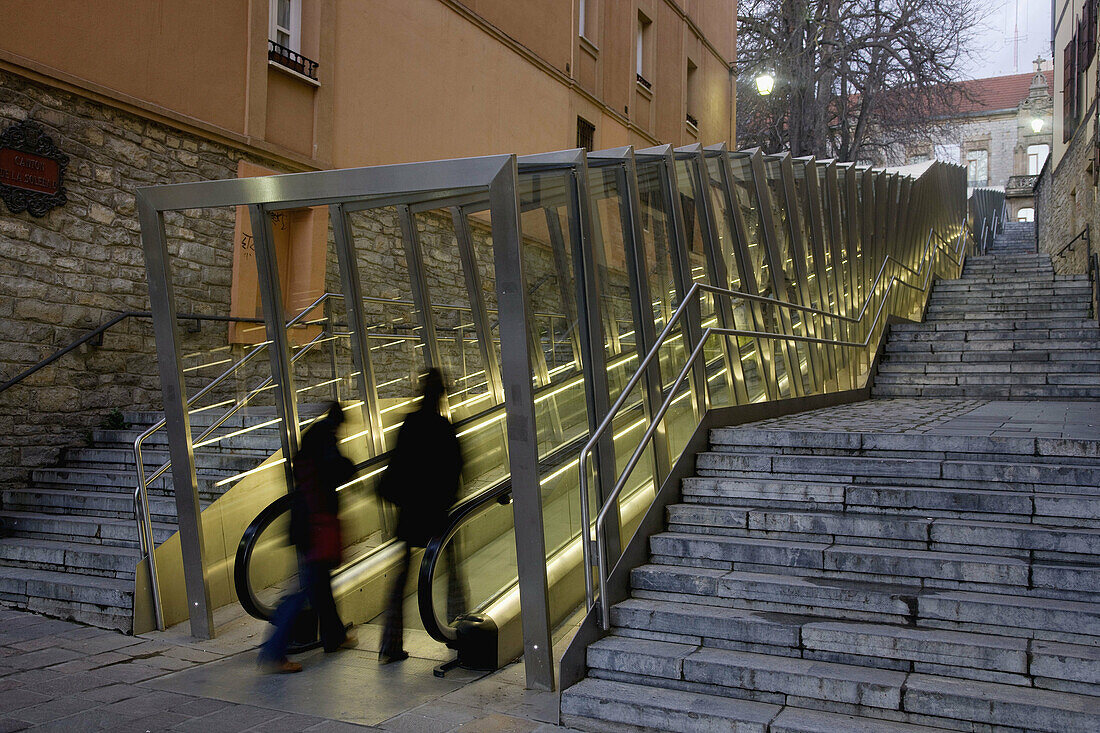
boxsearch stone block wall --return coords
[1035,113,1099,276]
[0,71,298,494]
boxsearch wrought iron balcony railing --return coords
[268,39,319,81]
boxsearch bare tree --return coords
[737,0,983,161]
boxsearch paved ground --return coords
[749,398,1100,439]
[0,605,582,732]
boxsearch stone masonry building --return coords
[1035,0,1099,275]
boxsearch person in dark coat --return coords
[258,403,357,673]
[378,369,464,664]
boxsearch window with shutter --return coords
[1064,34,1078,142]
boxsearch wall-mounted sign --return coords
[0,119,68,217]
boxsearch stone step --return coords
[648,533,1039,594]
[630,566,1100,646]
[892,316,1098,330]
[60,446,264,473]
[708,428,1100,461]
[682,478,1100,527]
[581,639,1100,731]
[0,510,176,548]
[560,678,780,733]
[3,487,189,522]
[666,505,1100,559]
[877,359,1100,374]
[881,349,1100,363]
[93,427,282,453]
[0,537,140,579]
[888,328,1100,341]
[0,565,132,632]
[872,384,1100,400]
[695,452,1100,488]
[873,374,1100,387]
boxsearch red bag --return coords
[308,512,343,565]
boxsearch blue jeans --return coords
[259,560,345,663]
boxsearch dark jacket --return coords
[289,419,354,564]
[380,406,463,548]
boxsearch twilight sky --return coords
[961,0,1053,79]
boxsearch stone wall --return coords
[1036,111,1098,276]
[0,71,296,493]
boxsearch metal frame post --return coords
[748,150,805,398]
[136,196,213,639]
[330,204,386,456]
[452,206,506,405]
[249,205,301,494]
[488,157,555,691]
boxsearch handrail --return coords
[132,291,336,631]
[0,311,264,395]
[1055,223,1091,259]
[579,222,966,628]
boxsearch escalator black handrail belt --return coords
[233,451,392,621]
[416,433,589,645]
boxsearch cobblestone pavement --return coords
[746,398,1100,440]
[0,607,581,732]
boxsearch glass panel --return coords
[413,209,492,423]
[673,156,730,406]
[636,159,696,456]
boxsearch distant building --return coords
[881,60,1054,223]
[1035,0,1098,274]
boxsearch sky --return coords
[961,0,1053,79]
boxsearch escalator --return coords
[232,349,673,671]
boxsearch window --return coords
[1027,144,1050,175]
[270,0,300,51]
[1017,207,1035,222]
[576,117,595,152]
[907,152,931,165]
[636,12,652,88]
[966,149,988,187]
[579,0,598,41]
[1064,32,1079,142]
[685,59,699,127]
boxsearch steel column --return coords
[451,207,505,406]
[249,206,301,493]
[330,204,386,457]
[136,196,213,639]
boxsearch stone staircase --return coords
[561,426,1100,731]
[875,222,1100,399]
[0,410,280,631]
[561,219,1100,731]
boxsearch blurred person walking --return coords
[378,369,464,664]
[258,403,357,673]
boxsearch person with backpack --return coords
[377,369,464,664]
[258,403,358,673]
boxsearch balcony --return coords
[1005,174,1039,197]
[268,40,319,81]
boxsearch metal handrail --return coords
[132,291,334,630]
[1054,224,1091,259]
[0,311,264,395]
[579,222,967,628]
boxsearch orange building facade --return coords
[1,0,736,171]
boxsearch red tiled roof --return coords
[950,69,1053,115]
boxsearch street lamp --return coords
[755,72,775,96]
[1030,117,1045,133]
